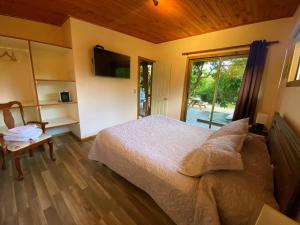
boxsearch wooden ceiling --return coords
[0,0,300,43]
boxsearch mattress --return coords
[89,115,277,225]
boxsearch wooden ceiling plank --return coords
[0,0,299,43]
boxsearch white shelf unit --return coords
[0,35,80,137]
[36,80,78,106]
[30,42,74,81]
[30,41,80,132]
[39,101,78,107]
[39,104,79,129]
[45,117,79,129]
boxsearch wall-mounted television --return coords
[93,46,130,79]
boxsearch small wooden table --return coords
[189,97,207,108]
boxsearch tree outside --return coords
[189,58,247,107]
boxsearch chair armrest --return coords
[27,121,48,133]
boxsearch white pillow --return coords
[209,118,249,139]
[178,135,246,177]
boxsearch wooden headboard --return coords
[268,112,300,219]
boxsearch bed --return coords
[88,114,300,225]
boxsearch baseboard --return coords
[51,131,72,137]
[80,135,96,142]
[69,132,96,142]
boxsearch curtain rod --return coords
[182,40,279,56]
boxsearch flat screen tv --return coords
[93,47,130,79]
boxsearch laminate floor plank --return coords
[112,207,138,225]
[3,213,18,225]
[48,163,76,191]
[44,207,62,225]
[65,144,82,161]
[103,211,122,225]
[14,179,29,212]
[41,170,59,196]
[24,174,38,200]
[70,141,89,158]
[31,172,52,211]
[28,152,47,173]
[28,197,48,225]
[18,208,34,225]
[62,160,88,190]
[69,185,103,225]
[81,184,111,217]
[0,173,18,225]
[93,172,154,225]
[52,193,77,225]
[60,187,92,225]
[0,134,176,225]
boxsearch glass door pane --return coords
[139,61,153,117]
[211,57,248,126]
[185,55,248,129]
[185,58,219,129]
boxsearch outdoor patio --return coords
[185,104,234,130]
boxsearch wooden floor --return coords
[0,134,175,225]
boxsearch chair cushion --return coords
[5,134,52,152]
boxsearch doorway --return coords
[138,57,154,118]
[182,54,248,129]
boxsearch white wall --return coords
[0,37,35,104]
[69,18,157,138]
[276,7,300,137]
[154,18,295,127]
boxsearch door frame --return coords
[137,56,155,119]
[180,50,249,122]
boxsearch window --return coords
[286,33,300,87]
[182,53,248,129]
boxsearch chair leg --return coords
[48,140,56,161]
[12,152,23,181]
[41,144,46,152]
[1,147,6,170]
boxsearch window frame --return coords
[286,30,300,87]
[180,50,249,122]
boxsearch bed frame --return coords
[268,112,300,219]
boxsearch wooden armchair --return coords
[0,101,55,180]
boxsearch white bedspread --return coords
[89,115,277,225]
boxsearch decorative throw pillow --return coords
[209,118,249,139]
[178,135,246,177]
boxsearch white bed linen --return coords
[88,115,277,225]
[89,115,212,225]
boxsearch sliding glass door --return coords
[184,55,248,129]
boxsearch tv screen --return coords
[93,47,130,79]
